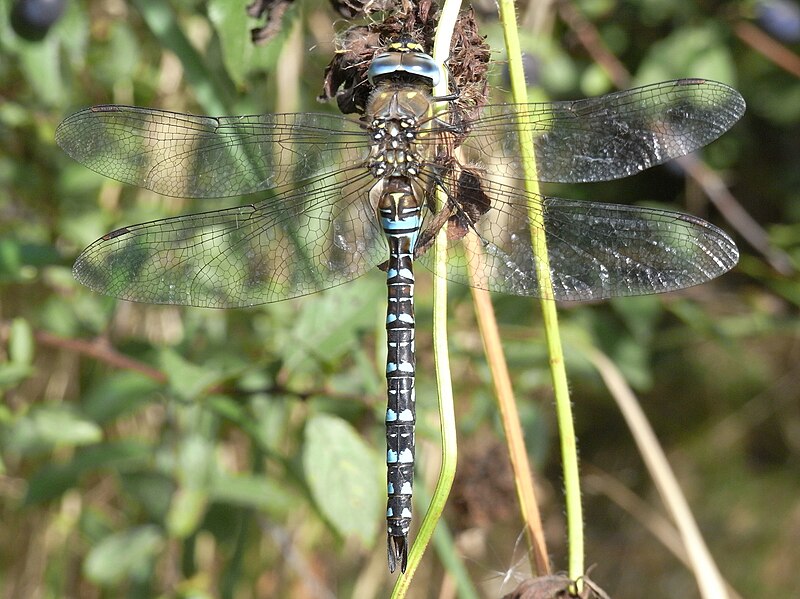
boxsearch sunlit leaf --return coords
[208,472,297,514]
[84,525,164,584]
[635,22,736,84]
[166,487,208,538]
[158,349,222,401]
[303,413,382,544]
[4,404,102,454]
[285,279,384,373]
[0,363,33,389]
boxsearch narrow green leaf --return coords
[119,471,175,520]
[176,434,216,489]
[0,238,22,279]
[19,34,64,106]
[132,0,233,114]
[207,0,252,88]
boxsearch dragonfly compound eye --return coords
[367,49,441,87]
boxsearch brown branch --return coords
[464,232,551,576]
[33,329,168,384]
[734,21,800,79]
[27,326,368,404]
[679,155,795,275]
[556,0,630,88]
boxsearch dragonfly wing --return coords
[56,106,369,198]
[457,79,745,183]
[73,170,385,307]
[415,175,738,301]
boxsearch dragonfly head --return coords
[367,38,441,88]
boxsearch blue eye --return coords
[367,51,441,87]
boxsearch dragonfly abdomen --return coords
[379,177,422,574]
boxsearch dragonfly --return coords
[56,39,745,573]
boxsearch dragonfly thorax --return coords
[366,87,432,178]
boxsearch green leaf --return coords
[19,34,64,107]
[205,394,249,423]
[0,237,22,280]
[302,414,382,544]
[0,363,33,389]
[208,0,296,88]
[208,472,296,514]
[249,395,293,454]
[3,404,102,454]
[84,525,164,585]
[166,488,208,538]
[81,371,162,424]
[207,0,252,88]
[158,349,222,401]
[176,434,217,489]
[92,20,141,87]
[25,440,152,504]
[635,21,736,84]
[132,0,233,114]
[285,279,384,372]
[610,295,662,346]
[119,471,175,520]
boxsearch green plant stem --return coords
[495,0,585,586]
[389,0,461,594]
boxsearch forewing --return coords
[73,170,386,307]
[455,79,745,183]
[56,106,369,198]
[415,175,738,301]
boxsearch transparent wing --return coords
[445,79,745,183]
[415,174,738,301]
[73,170,386,307]
[56,106,370,198]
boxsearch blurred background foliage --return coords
[1,0,799,597]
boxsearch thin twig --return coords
[466,235,550,574]
[679,155,795,275]
[584,467,745,599]
[23,324,354,402]
[33,329,167,384]
[587,349,734,599]
[734,20,800,79]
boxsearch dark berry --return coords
[10,0,67,42]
